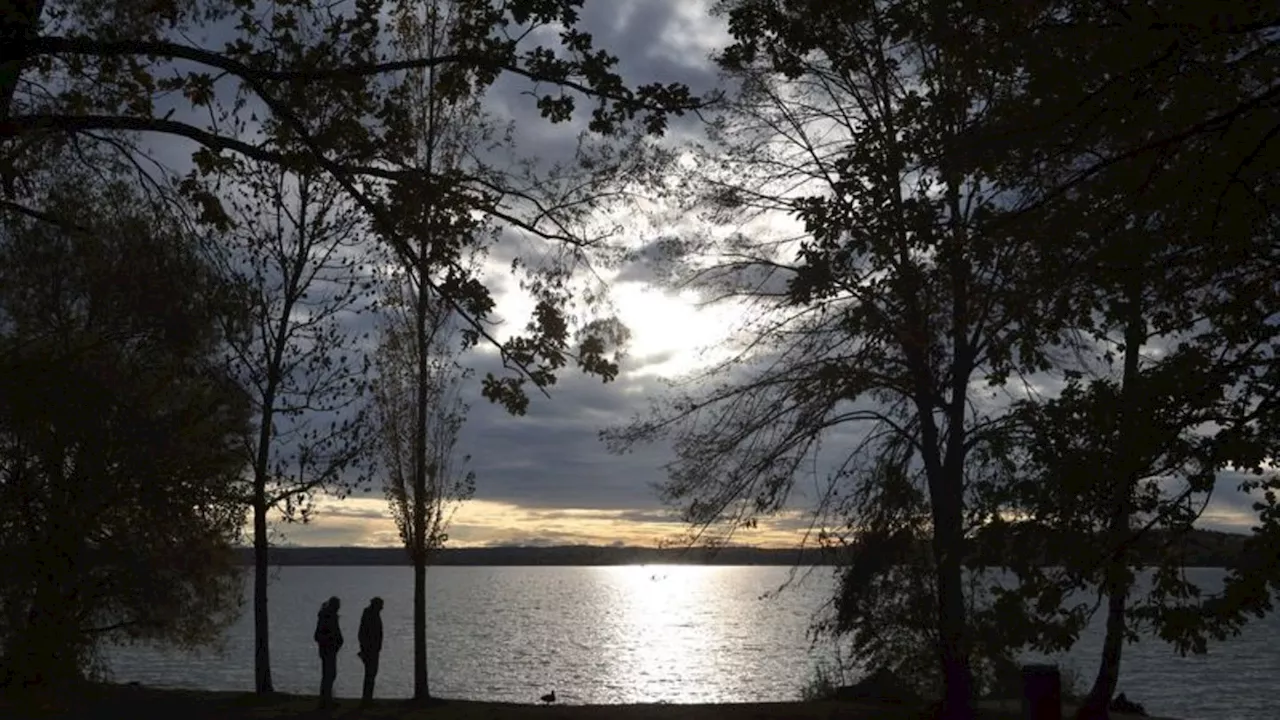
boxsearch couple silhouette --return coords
[314,596,384,709]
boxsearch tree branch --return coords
[22,35,713,112]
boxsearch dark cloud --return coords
[449,349,676,510]
[613,235,687,287]
[609,507,684,523]
[478,533,585,548]
[321,292,1271,540]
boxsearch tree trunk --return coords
[1079,579,1126,719]
[918,398,975,719]
[251,381,281,695]
[930,170,977,720]
[413,539,428,700]
[409,18,439,700]
[10,553,79,690]
[932,480,974,719]
[411,255,431,702]
[1079,278,1145,719]
[252,490,273,694]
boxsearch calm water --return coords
[101,566,1278,719]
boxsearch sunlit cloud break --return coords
[260,497,818,549]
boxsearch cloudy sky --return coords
[267,0,778,548]
[246,1,1265,549]
[75,0,1264,548]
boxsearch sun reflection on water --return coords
[97,566,1275,717]
[594,564,753,704]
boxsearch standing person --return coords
[313,596,343,709]
[357,597,385,706]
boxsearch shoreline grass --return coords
[0,682,1175,720]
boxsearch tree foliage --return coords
[977,0,1279,237]
[0,160,250,690]
[971,3,1280,713]
[374,275,475,560]
[2,0,706,415]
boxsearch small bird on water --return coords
[540,690,556,704]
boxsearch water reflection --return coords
[596,565,792,704]
[96,566,1276,718]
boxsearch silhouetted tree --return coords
[371,270,475,702]
[973,5,1280,713]
[0,160,251,691]
[213,157,374,695]
[369,1,487,701]
[604,2,1060,715]
[989,237,1280,718]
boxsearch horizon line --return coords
[233,543,815,550]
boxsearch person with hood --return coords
[313,596,343,708]
[357,597,385,706]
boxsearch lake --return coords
[101,566,1278,719]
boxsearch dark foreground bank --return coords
[0,684,1174,720]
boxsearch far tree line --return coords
[239,529,1261,569]
[1,2,1277,720]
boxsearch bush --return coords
[0,167,250,689]
[799,659,845,702]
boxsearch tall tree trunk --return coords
[251,369,283,694]
[1079,277,1145,719]
[252,488,273,694]
[413,532,428,699]
[934,528,973,717]
[252,168,315,694]
[937,175,976,720]
[919,400,975,719]
[411,260,430,702]
[931,469,974,719]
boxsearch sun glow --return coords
[612,284,741,377]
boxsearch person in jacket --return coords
[357,597,384,706]
[313,596,343,708]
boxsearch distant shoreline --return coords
[234,528,1251,568]
[235,545,827,567]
